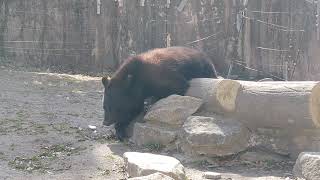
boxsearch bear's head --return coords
[101,74,144,127]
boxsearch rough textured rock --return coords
[293,152,320,180]
[123,152,186,180]
[128,172,174,180]
[181,115,249,157]
[130,122,177,146]
[144,95,202,126]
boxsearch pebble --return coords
[88,125,97,130]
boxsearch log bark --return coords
[185,78,241,114]
[235,81,320,129]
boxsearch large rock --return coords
[180,115,249,157]
[144,95,202,126]
[130,122,177,146]
[293,152,320,180]
[128,172,174,180]
[123,152,186,180]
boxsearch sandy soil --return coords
[0,68,297,180]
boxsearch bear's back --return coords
[136,46,217,80]
[121,46,217,98]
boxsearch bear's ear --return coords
[102,76,111,87]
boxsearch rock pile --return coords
[131,95,203,149]
[130,94,249,157]
[125,78,320,180]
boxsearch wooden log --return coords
[235,81,320,129]
[185,78,241,114]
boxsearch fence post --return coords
[95,0,105,73]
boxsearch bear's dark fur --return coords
[102,46,217,140]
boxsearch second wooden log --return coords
[235,81,320,129]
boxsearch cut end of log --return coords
[215,79,241,113]
[311,83,320,128]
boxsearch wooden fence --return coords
[0,0,319,80]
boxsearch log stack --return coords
[186,78,320,158]
[186,79,320,129]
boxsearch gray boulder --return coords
[293,152,320,180]
[124,152,186,180]
[130,122,177,147]
[181,115,249,157]
[144,95,202,126]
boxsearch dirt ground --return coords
[0,68,297,180]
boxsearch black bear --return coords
[102,46,218,140]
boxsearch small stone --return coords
[203,172,222,179]
[144,95,202,126]
[88,125,97,130]
[293,152,320,180]
[128,172,174,180]
[123,152,186,180]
